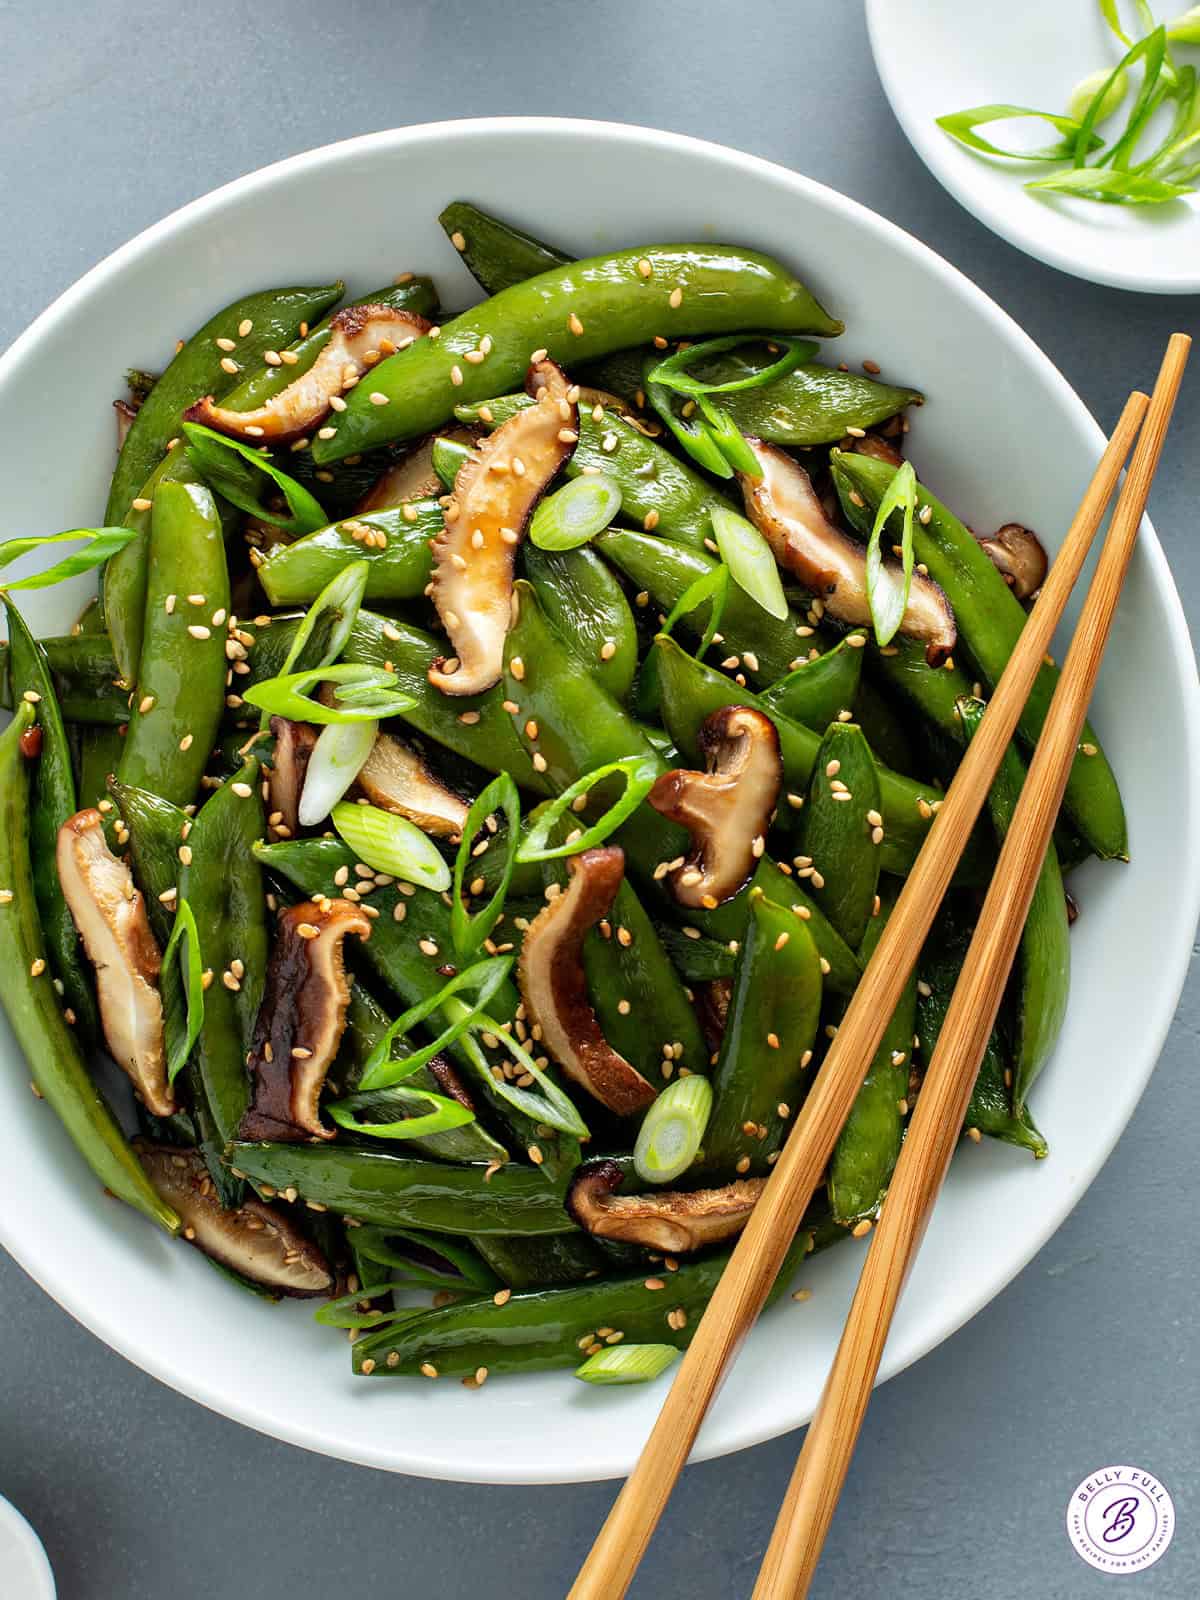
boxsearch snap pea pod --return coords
[227,1143,577,1235]
[654,922,737,982]
[439,201,570,295]
[959,698,1069,1114]
[106,281,343,525]
[852,671,920,777]
[255,500,439,606]
[831,449,1126,860]
[524,545,639,702]
[760,634,866,728]
[430,435,474,489]
[0,706,178,1233]
[471,1231,610,1291]
[918,906,1047,1157]
[104,448,197,686]
[351,1221,819,1377]
[116,478,230,807]
[77,726,125,813]
[2,600,100,1042]
[459,392,732,548]
[109,781,186,942]
[0,632,127,725]
[828,889,917,1225]
[796,722,881,950]
[704,358,921,445]
[701,892,823,1177]
[312,244,842,461]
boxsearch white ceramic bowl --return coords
[867,0,1200,293]
[0,119,1197,1485]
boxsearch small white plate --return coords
[867,0,1200,292]
[0,1498,55,1600]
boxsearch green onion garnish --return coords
[451,773,521,961]
[327,1085,476,1141]
[297,720,378,828]
[1167,6,1200,44]
[276,559,369,680]
[0,526,137,591]
[864,459,917,648]
[451,1005,591,1138]
[530,474,623,551]
[357,954,515,1091]
[243,662,415,723]
[710,505,788,621]
[352,1226,499,1290]
[1067,65,1130,123]
[635,563,730,720]
[633,1074,713,1184]
[161,896,204,1085]
[432,434,474,490]
[935,104,1101,161]
[330,799,451,890]
[646,333,817,397]
[182,421,328,535]
[574,1343,680,1385]
[515,755,661,863]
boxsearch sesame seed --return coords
[493,1288,512,1306]
[637,258,653,278]
[668,287,683,309]
[369,391,389,406]
[131,496,153,512]
[509,656,525,681]
[819,958,831,975]
[852,1219,873,1238]
[187,624,211,640]
[449,365,464,386]
[30,958,46,978]
[296,922,319,940]
[599,638,617,661]
[966,1126,983,1143]
[644,1277,665,1291]
[568,312,584,336]
[420,1362,438,1378]
[219,357,240,375]
[178,844,193,866]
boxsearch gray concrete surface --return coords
[1,2,1196,1596]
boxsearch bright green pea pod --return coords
[828,890,917,1225]
[116,478,229,807]
[0,707,177,1233]
[760,634,866,727]
[106,281,343,525]
[959,698,1069,1114]
[2,600,100,1042]
[256,500,439,605]
[460,393,732,548]
[701,892,823,1176]
[440,202,570,295]
[797,722,882,949]
[654,922,737,982]
[77,726,125,813]
[710,360,920,445]
[109,781,186,942]
[431,434,473,490]
[918,904,1047,1157]
[471,1231,610,1290]
[228,1143,578,1235]
[851,675,918,777]
[104,449,195,686]
[312,244,842,462]
[831,450,1126,860]
[0,631,127,725]
[523,544,638,702]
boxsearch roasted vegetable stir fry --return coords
[0,204,1119,1389]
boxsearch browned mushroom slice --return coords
[977,523,1047,601]
[354,731,469,838]
[428,358,577,695]
[737,438,956,666]
[114,397,138,450]
[56,808,174,1116]
[566,1158,766,1253]
[238,900,371,1142]
[354,425,481,512]
[647,706,782,910]
[848,432,904,467]
[136,1144,333,1296]
[696,977,734,1053]
[184,305,433,444]
[265,715,318,838]
[517,846,656,1116]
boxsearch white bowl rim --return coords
[1,116,1198,1483]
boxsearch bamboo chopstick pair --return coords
[570,333,1190,1600]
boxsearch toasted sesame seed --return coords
[493,1287,512,1306]
[509,656,525,681]
[599,638,617,661]
[418,938,438,956]
[644,1277,665,1291]
[131,496,153,512]
[449,365,464,386]
[567,312,584,336]
[30,958,46,978]
[187,624,212,641]
[819,957,831,975]
[637,257,653,278]
[219,356,239,375]
[851,1219,873,1238]
[296,922,319,940]
[668,286,683,309]
[966,1126,983,1143]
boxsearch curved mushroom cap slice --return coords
[737,438,956,666]
[136,1144,334,1296]
[114,397,138,451]
[355,731,469,838]
[238,900,371,1142]
[265,715,318,838]
[978,522,1047,601]
[428,358,577,696]
[517,846,656,1116]
[354,425,480,512]
[647,705,782,910]
[57,808,174,1117]
[184,305,433,445]
[566,1158,766,1253]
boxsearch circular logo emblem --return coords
[1066,1466,1175,1574]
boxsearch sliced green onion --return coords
[516,755,661,863]
[313,1284,422,1330]
[643,356,733,479]
[0,527,137,592]
[710,505,788,621]
[935,104,1102,161]
[646,333,816,397]
[331,800,451,890]
[696,395,760,476]
[530,474,623,551]
[161,897,204,1085]
[432,434,473,490]
[297,719,378,827]
[352,1225,498,1290]
[243,662,415,724]
[357,955,514,1090]
[1074,26,1166,168]
[327,1086,475,1141]
[1067,66,1130,125]
[183,421,327,535]
[1167,5,1200,43]
[452,1006,590,1138]
[575,1343,680,1385]
[633,1074,713,1185]
[451,773,521,961]
[635,563,730,720]
[864,459,917,648]
[1026,166,1192,202]
[1138,62,1199,175]
[278,559,369,679]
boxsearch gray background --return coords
[1,2,1196,1596]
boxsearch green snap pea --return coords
[109,781,186,942]
[312,244,842,461]
[705,359,921,445]
[524,544,639,702]
[104,448,194,686]
[797,722,882,949]
[0,631,127,725]
[0,706,177,1233]
[439,202,570,295]
[760,634,866,728]
[654,922,737,982]
[76,726,125,813]
[106,281,343,525]
[116,478,229,807]
[255,500,439,605]
[470,1232,610,1290]
[851,673,920,777]
[831,449,1126,860]
[700,892,823,1177]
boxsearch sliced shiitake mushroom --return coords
[517,846,656,1116]
[354,425,480,512]
[184,305,432,445]
[566,1158,765,1253]
[648,705,782,909]
[848,432,904,467]
[57,808,174,1116]
[428,358,577,696]
[737,438,956,665]
[265,715,318,838]
[137,1144,333,1296]
[354,731,469,838]
[114,397,138,451]
[977,522,1047,602]
[238,900,371,1142]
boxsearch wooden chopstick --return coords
[570,380,1156,1600]
[752,331,1190,1599]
